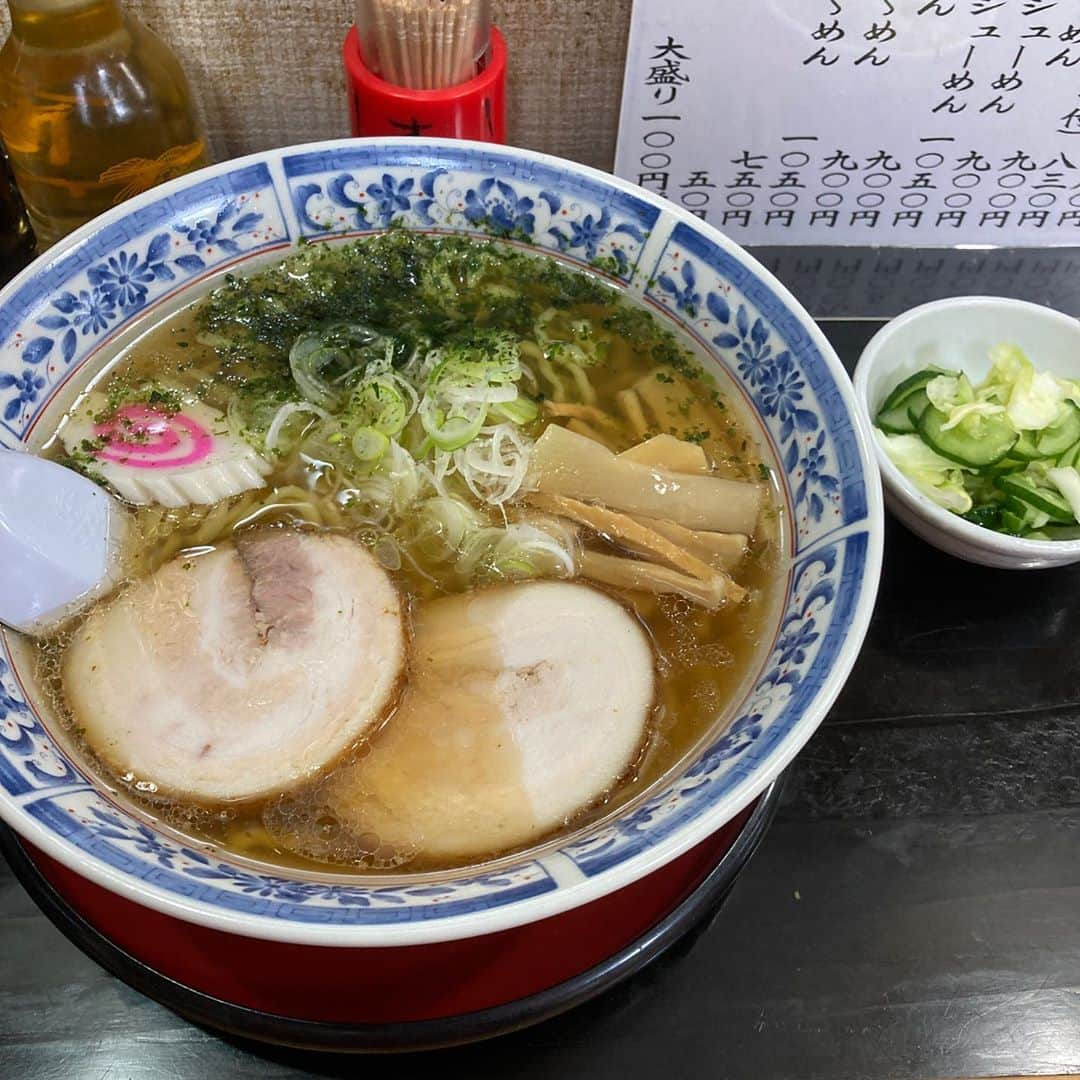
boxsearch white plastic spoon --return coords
[0,449,127,634]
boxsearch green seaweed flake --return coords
[196,232,653,376]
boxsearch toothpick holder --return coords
[342,25,506,142]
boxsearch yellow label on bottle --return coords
[99,140,206,204]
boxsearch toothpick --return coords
[355,0,488,89]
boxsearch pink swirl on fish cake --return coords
[94,405,213,470]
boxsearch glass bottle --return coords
[0,0,208,248]
[0,138,34,282]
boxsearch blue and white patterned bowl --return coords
[0,140,882,946]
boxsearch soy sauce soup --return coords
[34,232,784,874]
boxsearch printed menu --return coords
[615,0,1080,245]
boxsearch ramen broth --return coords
[35,232,784,874]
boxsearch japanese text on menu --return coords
[615,0,1080,245]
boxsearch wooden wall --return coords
[0,1,634,170]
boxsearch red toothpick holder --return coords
[342,25,507,143]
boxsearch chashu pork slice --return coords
[325,580,656,862]
[63,530,405,803]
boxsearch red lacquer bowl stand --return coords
[0,776,783,1052]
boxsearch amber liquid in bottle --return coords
[0,139,34,282]
[0,0,208,247]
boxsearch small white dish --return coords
[853,296,1080,569]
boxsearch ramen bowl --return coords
[0,140,881,1015]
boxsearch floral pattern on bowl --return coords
[24,792,557,921]
[645,222,867,551]
[0,140,881,945]
[282,145,657,282]
[0,163,289,443]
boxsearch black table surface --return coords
[4,320,1080,1080]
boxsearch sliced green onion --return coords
[351,426,390,462]
[289,334,348,410]
[264,401,331,454]
[491,395,541,426]
[419,397,487,452]
[348,374,416,436]
[289,322,391,410]
[410,495,484,562]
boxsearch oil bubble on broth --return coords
[32,231,785,875]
